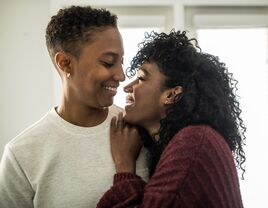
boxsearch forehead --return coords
[139,61,160,74]
[139,61,166,80]
[80,27,124,58]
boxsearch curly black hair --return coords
[128,30,246,178]
[45,5,117,64]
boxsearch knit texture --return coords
[0,105,149,208]
[97,125,243,208]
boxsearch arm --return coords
[0,145,34,208]
[97,172,181,208]
[97,124,205,208]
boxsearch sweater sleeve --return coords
[97,126,206,208]
[0,145,34,208]
[96,125,243,208]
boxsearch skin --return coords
[124,61,167,134]
[110,61,182,173]
[54,27,125,127]
[110,112,142,173]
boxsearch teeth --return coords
[105,87,117,92]
[126,100,134,105]
[126,95,134,105]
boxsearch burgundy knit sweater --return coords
[96,125,244,208]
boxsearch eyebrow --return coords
[138,67,149,76]
[100,52,124,63]
[101,52,120,59]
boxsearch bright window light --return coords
[197,28,268,208]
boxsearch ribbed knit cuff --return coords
[114,172,141,185]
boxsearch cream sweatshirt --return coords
[0,105,149,208]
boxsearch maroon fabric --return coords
[97,125,243,208]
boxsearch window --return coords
[187,7,268,207]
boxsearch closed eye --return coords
[137,76,145,81]
[101,61,114,68]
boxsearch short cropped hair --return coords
[45,5,117,63]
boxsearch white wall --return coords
[1,1,268,207]
[0,0,54,156]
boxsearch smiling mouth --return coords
[103,86,118,96]
[104,86,117,92]
[126,95,134,105]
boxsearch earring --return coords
[66,73,71,79]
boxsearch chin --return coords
[99,99,114,108]
[123,113,139,125]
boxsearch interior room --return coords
[1,0,268,207]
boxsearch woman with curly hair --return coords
[97,30,245,208]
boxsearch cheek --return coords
[134,85,151,98]
[135,89,162,115]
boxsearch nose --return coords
[123,79,136,93]
[114,64,125,82]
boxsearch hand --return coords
[110,112,143,174]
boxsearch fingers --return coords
[117,112,124,129]
[110,112,142,139]
[110,112,125,134]
[110,116,116,134]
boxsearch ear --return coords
[162,86,183,105]
[54,52,72,78]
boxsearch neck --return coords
[56,100,108,127]
[144,122,161,140]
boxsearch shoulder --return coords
[149,125,226,190]
[7,109,54,151]
[171,125,229,149]
[156,125,233,175]
[109,104,123,116]
[163,125,231,161]
[164,125,208,152]
[3,108,62,175]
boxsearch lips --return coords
[103,85,118,96]
[104,86,117,92]
[126,95,134,106]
